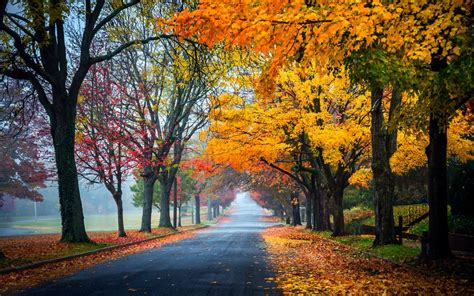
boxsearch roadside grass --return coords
[346,205,474,236]
[316,230,420,263]
[0,208,211,235]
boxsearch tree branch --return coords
[259,157,308,190]
[92,0,139,36]
[90,35,174,64]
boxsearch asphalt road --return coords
[15,193,281,296]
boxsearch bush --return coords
[344,207,374,234]
[343,187,373,209]
[449,160,474,217]
[449,215,474,236]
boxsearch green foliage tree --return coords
[131,178,161,212]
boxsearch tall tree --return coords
[76,62,132,237]
[113,6,222,230]
[0,0,171,242]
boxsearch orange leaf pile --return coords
[262,226,473,295]
[0,228,200,294]
[0,228,174,263]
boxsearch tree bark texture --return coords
[427,115,452,259]
[195,195,201,224]
[53,110,89,243]
[371,87,397,245]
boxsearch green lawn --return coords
[0,207,212,235]
[317,231,420,263]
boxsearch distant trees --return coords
[0,78,48,206]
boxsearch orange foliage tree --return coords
[163,0,472,257]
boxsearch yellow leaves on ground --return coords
[263,226,473,295]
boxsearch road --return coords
[15,193,281,296]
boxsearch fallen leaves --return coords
[0,228,201,294]
[262,226,474,295]
[260,216,281,223]
[0,228,174,267]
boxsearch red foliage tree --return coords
[0,79,48,205]
[76,62,133,237]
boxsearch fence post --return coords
[421,231,429,259]
[398,215,403,244]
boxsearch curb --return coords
[0,225,209,275]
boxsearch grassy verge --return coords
[0,209,211,235]
[316,230,420,263]
[0,225,207,270]
[0,242,113,269]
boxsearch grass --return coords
[0,207,211,235]
[316,230,420,263]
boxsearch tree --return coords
[0,0,172,242]
[1,77,49,202]
[131,178,161,213]
[109,2,219,230]
[76,61,132,237]
[205,65,372,236]
[0,79,48,259]
[165,0,472,253]
[0,135,47,202]
[181,155,217,224]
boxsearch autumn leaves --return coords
[263,226,473,294]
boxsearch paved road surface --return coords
[15,193,281,296]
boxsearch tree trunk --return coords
[114,195,126,237]
[52,113,89,243]
[305,195,312,229]
[312,189,323,230]
[195,195,201,224]
[321,187,331,230]
[371,87,397,245]
[312,176,328,231]
[178,204,182,227]
[332,188,345,236]
[292,196,302,226]
[315,179,331,231]
[173,177,178,229]
[140,172,156,232]
[158,177,173,228]
[426,115,452,259]
[207,197,212,220]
